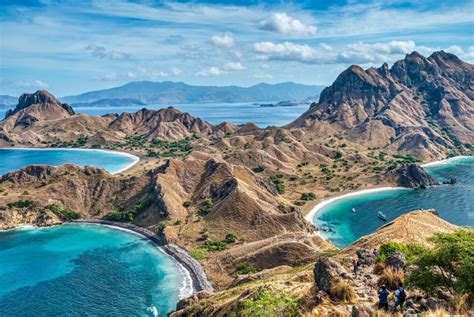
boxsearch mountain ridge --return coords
[62,81,324,104]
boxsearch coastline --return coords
[70,219,213,295]
[0,147,140,174]
[304,187,405,223]
[421,155,471,168]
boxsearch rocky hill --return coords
[171,210,461,316]
[289,51,474,159]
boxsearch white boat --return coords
[352,208,356,213]
[378,211,387,221]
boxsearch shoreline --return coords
[0,147,140,174]
[70,220,213,295]
[421,155,471,168]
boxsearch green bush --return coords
[406,229,474,297]
[190,248,207,260]
[45,204,81,221]
[378,242,426,264]
[300,192,316,201]
[202,240,228,252]
[183,201,192,208]
[7,200,34,209]
[235,262,259,275]
[253,166,266,173]
[269,175,285,194]
[225,233,238,244]
[241,288,298,317]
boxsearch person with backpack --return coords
[353,256,360,276]
[377,284,390,311]
[393,282,407,312]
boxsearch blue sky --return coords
[1,0,473,96]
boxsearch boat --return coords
[378,211,387,221]
[352,208,356,213]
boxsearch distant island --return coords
[62,81,324,105]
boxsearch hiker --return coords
[377,284,390,311]
[373,247,379,257]
[353,257,360,276]
[392,282,407,312]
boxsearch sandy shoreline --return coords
[0,147,140,174]
[305,155,472,224]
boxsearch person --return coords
[353,256,360,276]
[373,247,379,257]
[393,282,407,312]
[377,285,390,311]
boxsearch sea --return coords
[0,102,311,128]
[312,156,474,248]
[0,224,190,316]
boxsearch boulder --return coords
[356,248,376,265]
[385,251,406,270]
[351,305,374,317]
[313,257,346,292]
[392,164,439,189]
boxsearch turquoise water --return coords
[0,103,310,127]
[0,224,188,316]
[312,157,474,248]
[0,149,137,175]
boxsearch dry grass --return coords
[377,268,404,290]
[329,281,357,303]
[373,262,386,275]
[421,309,450,317]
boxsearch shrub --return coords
[45,204,81,221]
[157,221,167,232]
[300,192,316,201]
[202,240,228,252]
[269,175,285,194]
[373,262,386,275]
[329,281,356,302]
[235,262,259,275]
[183,201,192,208]
[406,229,474,297]
[6,200,34,209]
[241,288,298,317]
[253,166,266,173]
[225,233,238,244]
[174,219,183,225]
[378,268,404,290]
[190,248,207,260]
[378,242,427,264]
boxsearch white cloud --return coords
[444,45,474,62]
[223,62,245,71]
[254,73,273,80]
[196,66,226,77]
[16,80,50,88]
[259,12,316,36]
[254,40,422,65]
[254,41,324,64]
[171,67,183,76]
[85,44,129,60]
[211,32,235,48]
[260,63,270,70]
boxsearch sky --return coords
[0,0,473,97]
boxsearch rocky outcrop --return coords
[313,257,346,292]
[385,251,406,270]
[391,164,439,188]
[289,51,474,159]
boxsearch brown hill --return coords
[289,51,474,159]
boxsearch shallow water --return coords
[0,148,137,175]
[1,102,311,128]
[0,224,188,316]
[312,156,474,247]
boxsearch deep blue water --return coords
[1,102,310,128]
[0,149,137,175]
[0,225,189,316]
[312,156,474,248]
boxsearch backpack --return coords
[399,288,407,301]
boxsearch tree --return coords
[406,229,474,297]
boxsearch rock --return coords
[442,177,457,185]
[356,248,376,265]
[313,257,346,292]
[385,251,406,270]
[176,291,212,310]
[351,305,374,317]
[392,164,439,189]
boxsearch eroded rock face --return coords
[313,257,346,292]
[5,90,75,119]
[356,248,376,265]
[391,164,439,188]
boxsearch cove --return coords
[311,156,474,248]
[0,224,192,316]
[0,148,139,175]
